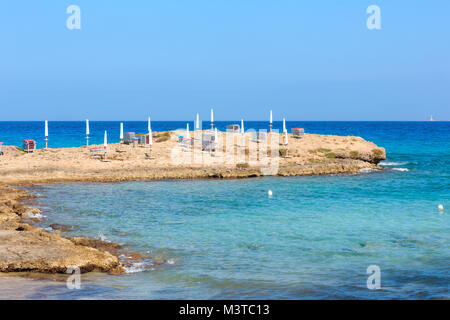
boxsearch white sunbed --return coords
[89,147,108,159]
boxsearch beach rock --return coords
[0,186,124,274]
[0,229,121,273]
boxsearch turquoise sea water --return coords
[14,122,450,299]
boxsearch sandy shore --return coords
[0,131,385,275]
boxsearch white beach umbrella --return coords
[148,117,151,133]
[120,122,124,140]
[86,119,90,135]
[211,108,214,124]
[148,117,153,145]
[284,130,289,145]
[196,113,200,130]
[104,130,107,148]
[270,110,273,124]
[241,119,244,134]
[283,118,286,133]
[45,120,48,137]
[214,127,218,142]
[186,123,190,139]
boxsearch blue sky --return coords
[1,1,449,121]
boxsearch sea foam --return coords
[359,168,379,173]
[380,161,408,166]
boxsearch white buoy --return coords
[438,204,444,211]
[268,189,273,197]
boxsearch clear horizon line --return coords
[0,120,448,122]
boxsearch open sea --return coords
[1,121,449,299]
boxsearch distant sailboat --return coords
[430,114,435,121]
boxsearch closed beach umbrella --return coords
[148,117,153,145]
[211,108,214,123]
[284,130,289,145]
[104,130,107,148]
[241,119,244,134]
[196,113,200,130]
[214,127,218,142]
[44,120,49,148]
[85,119,90,146]
[270,110,273,124]
[186,123,190,139]
[120,122,124,140]
[283,118,286,133]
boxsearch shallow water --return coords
[5,121,450,299]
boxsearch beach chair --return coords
[23,139,36,153]
[226,124,240,133]
[0,142,3,155]
[90,147,108,159]
[180,138,193,152]
[124,132,135,144]
[202,134,216,152]
[251,131,267,143]
[292,128,304,138]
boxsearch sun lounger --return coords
[90,147,108,159]
[23,139,36,153]
[292,128,304,138]
[202,134,216,151]
[180,138,193,152]
[124,132,135,144]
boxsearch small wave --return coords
[123,261,156,274]
[123,262,148,274]
[359,168,379,173]
[380,161,408,166]
[392,168,409,172]
[27,212,45,219]
[97,232,109,242]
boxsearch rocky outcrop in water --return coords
[0,186,123,274]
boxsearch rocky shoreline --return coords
[0,132,386,275]
[0,185,124,274]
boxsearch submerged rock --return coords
[49,223,78,232]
